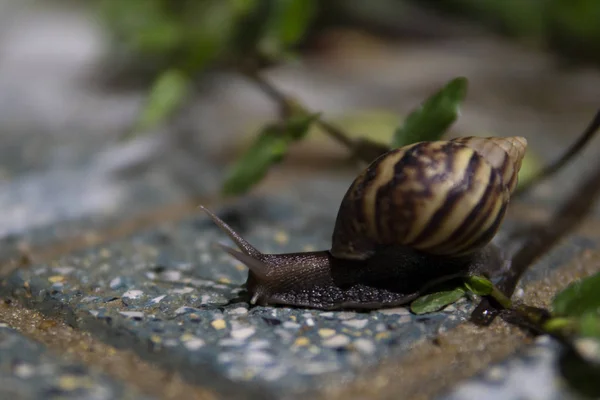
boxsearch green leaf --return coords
[464,275,494,296]
[392,77,468,148]
[259,0,317,57]
[222,113,318,195]
[410,287,466,315]
[579,313,600,338]
[129,69,190,137]
[552,272,600,318]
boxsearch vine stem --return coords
[242,69,362,153]
[516,109,600,196]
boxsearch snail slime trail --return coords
[201,136,527,310]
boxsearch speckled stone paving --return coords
[0,323,151,400]
[440,336,583,400]
[1,177,597,398]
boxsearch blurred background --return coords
[0,0,599,236]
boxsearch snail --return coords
[200,136,527,310]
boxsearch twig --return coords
[516,109,600,196]
[242,69,371,156]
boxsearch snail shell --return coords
[331,136,527,260]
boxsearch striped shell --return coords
[330,136,527,259]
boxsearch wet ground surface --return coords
[1,2,600,400]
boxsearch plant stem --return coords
[516,109,600,196]
[242,68,384,159]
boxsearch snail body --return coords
[201,136,527,310]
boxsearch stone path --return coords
[1,3,600,399]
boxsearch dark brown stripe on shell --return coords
[410,150,480,249]
[433,164,497,253]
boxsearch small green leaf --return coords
[259,0,317,57]
[553,272,600,318]
[128,69,190,138]
[579,313,600,338]
[392,77,468,148]
[410,287,466,315]
[464,275,494,296]
[222,113,318,195]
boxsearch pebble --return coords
[246,351,273,366]
[293,337,310,347]
[108,277,123,289]
[248,340,270,350]
[228,307,248,315]
[301,363,340,375]
[486,366,506,382]
[323,334,350,348]
[171,287,194,294]
[119,311,145,319]
[231,327,256,340]
[14,363,35,378]
[211,319,227,330]
[174,306,200,316]
[318,328,336,338]
[183,337,205,351]
[378,307,410,316]
[342,319,368,329]
[282,321,301,329]
[353,338,376,355]
[122,290,144,299]
[149,295,166,304]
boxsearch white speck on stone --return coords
[302,363,340,375]
[514,287,525,299]
[337,312,357,320]
[149,295,166,304]
[575,338,600,363]
[88,310,99,317]
[353,339,375,355]
[319,312,335,318]
[342,319,368,329]
[228,307,248,315]
[231,327,256,340]
[183,338,205,351]
[171,287,194,294]
[262,367,287,381]
[164,339,178,347]
[217,353,235,364]
[81,296,99,303]
[52,267,74,275]
[246,351,273,366]
[109,277,123,289]
[378,307,410,316]
[219,338,245,347]
[119,311,144,319]
[212,284,228,290]
[122,290,144,299]
[161,270,182,282]
[375,323,387,332]
[323,334,350,348]
[248,340,270,350]
[145,272,157,280]
[486,366,506,381]
[174,306,200,316]
[200,295,212,304]
[274,328,292,341]
[0,323,8,328]
[444,304,457,313]
[318,328,336,338]
[305,318,315,327]
[14,363,35,378]
[282,321,301,329]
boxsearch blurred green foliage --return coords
[424,0,600,64]
[98,0,317,134]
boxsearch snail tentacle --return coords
[199,205,262,258]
